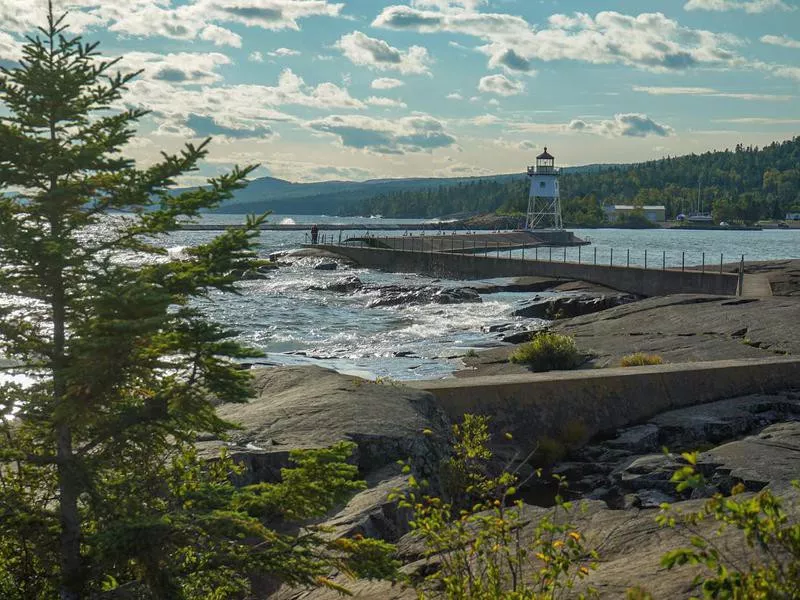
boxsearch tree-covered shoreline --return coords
[349,138,800,225]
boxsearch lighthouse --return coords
[525,147,563,230]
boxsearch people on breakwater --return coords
[310,224,319,244]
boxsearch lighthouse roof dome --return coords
[537,147,554,160]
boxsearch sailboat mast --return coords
[697,177,701,214]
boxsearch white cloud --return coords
[0,0,345,45]
[761,34,800,49]
[199,24,242,47]
[752,61,800,81]
[261,68,365,109]
[411,0,487,11]
[335,31,431,75]
[307,114,456,154]
[568,113,674,137]
[248,51,264,62]
[684,0,794,13]
[633,85,793,101]
[118,67,378,141]
[365,96,408,108]
[507,113,674,138]
[194,0,345,30]
[478,74,524,96]
[122,78,297,133]
[469,114,502,126]
[0,30,22,62]
[446,92,464,100]
[269,47,301,57]
[117,52,232,85]
[771,65,800,81]
[371,77,404,89]
[374,8,744,74]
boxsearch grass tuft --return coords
[620,352,664,367]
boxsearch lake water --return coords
[164,215,800,380]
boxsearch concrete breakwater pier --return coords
[315,239,742,297]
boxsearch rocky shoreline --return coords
[207,365,799,600]
[210,259,799,598]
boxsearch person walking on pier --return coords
[311,224,319,244]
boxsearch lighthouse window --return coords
[539,181,546,188]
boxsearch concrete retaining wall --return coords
[408,358,800,447]
[321,245,739,297]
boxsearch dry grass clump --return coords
[620,352,664,367]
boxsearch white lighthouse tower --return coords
[525,147,563,230]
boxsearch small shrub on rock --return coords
[620,353,664,367]
[510,333,581,372]
[394,416,598,599]
[657,452,800,599]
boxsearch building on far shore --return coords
[603,204,666,223]
[786,212,800,221]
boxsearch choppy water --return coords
[164,215,799,380]
[195,255,546,380]
[4,215,798,383]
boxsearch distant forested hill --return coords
[208,173,523,214]
[205,166,612,215]
[352,137,800,224]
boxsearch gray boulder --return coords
[314,262,338,271]
[513,293,638,320]
[325,275,364,293]
[366,285,482,308]
[321,470,412,542]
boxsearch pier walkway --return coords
[741,273,773,297]
[345,229,587,253]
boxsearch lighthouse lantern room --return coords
[525,147,563,230]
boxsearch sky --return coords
[0,0,799,184]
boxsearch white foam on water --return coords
[167,246,189,260]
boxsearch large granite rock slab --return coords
[700,421,800,494]
[200,366,451,484]
[554,294,799,368]
[458,294,799,377]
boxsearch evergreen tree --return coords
[0,5,395,599]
